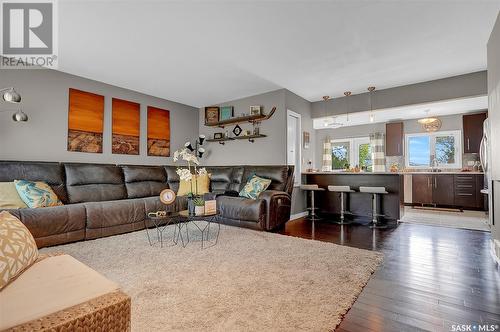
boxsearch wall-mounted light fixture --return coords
[1,87,27,122]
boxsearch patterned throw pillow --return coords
[0,211,39,290]
[239,175,272,200]
[14,180,63,208]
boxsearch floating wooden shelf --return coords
[207,134,267,144]
[206,137,235,145]
[234,134,267,142]
[204,106,277,128]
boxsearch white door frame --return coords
[287,109,302,186]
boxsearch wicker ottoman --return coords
[0,254,131,331]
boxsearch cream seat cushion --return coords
[0,182,28,209]
[0,254,120,330]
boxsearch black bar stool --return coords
[300,184,325,221]
[359,186,388,228]
[327,185,355,224]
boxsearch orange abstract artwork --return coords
[147,106,170,157]
[112,98,140,155]
[67,88,105,153]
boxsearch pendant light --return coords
[368,86,375,123]
[1,87,21,103]
[344,91,351,123]
[12,109,28,122]
[1,87,28,122]
[322,96,330,127]
[418,109,441,132]
[417,109,439,124]
[322,95,342,128]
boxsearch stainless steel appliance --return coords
[480,118,492,225]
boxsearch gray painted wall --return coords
[198,89,314,216]
[284,90,314,215]
[198,89,287,165]
[311,71,487,118]
[0,69,199,165]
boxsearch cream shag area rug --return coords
[42,224,383,331]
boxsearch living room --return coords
[1,1,500,331]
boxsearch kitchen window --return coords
[405,130,462,169]
[331,137,373,171]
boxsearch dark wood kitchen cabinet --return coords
[386,122,404,156]
[412,174,433,204]
[454,174,484,209]
[433,174,455,206]
[463,112,487,153]
[412,173,485,210]
[412,174,454,206]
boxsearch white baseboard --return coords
[290,211,308,221]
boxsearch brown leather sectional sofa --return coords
[0,161,294,248]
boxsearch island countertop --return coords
[303,172,404,221]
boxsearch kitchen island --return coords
[303,172,404,222]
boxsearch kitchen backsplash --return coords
[385,153,481,171]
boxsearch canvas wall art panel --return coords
[67,88,105,153]
[112,98,141,155]
[147,106,170,157]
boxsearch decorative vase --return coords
[188,198,195,215]
[195,205,205,216]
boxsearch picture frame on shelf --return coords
[220,106,234,121]
[205,106,220,125]
[213,132,224,140]
[232,124,243,137]
[250,105,262,116]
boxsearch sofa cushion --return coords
[14,180,63,208]
[84,198,146,229]
[241,166,289,192]
[0,211,38,290]
[122,165,168,199]
[0,161,67,204]
[164,166,180,192]
[205,167,233,192]
[216,196,265,223]
[0,254,120,331]
[10,204,86,247]
[0,182,27,209]
[65,163,126,203]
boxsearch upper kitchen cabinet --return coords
[463,112,487,153]
[386,122,404,156]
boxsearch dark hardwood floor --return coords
[278,219,500,332]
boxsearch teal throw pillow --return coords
[239,175,272,200]
[14,180,63,208]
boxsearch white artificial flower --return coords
[176,168,192,181]
[198,168,207,175]
[183,153,199,165]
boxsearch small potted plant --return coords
[193,197,205,216]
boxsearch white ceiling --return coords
[58,1,500,107]
[313,95,488,129]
